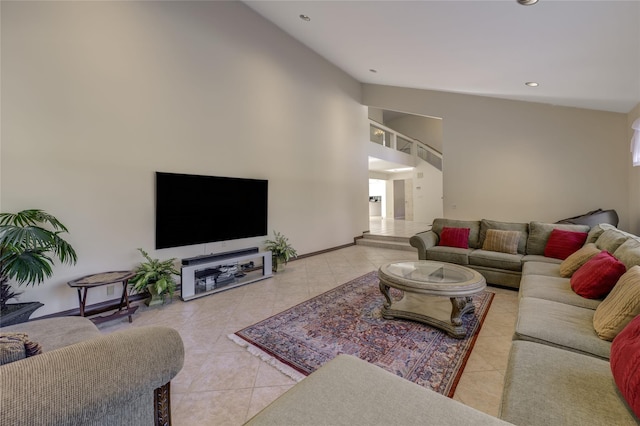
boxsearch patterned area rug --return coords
[229,271,494,397]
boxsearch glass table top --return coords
[383,261,476,284]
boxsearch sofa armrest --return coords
[410,230,439,260]
[0,326,184,426]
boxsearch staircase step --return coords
[361,233,411,244]
[356,235,416,252]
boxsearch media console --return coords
[181,249,273,301]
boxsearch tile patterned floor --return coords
[98,223,518,425]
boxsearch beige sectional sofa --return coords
[0,317,184,426]
[409,218,591,288]
[246,221,640,425]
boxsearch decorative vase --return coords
[0,302,44,326]
[146,284,165,307]
[273,256,286,272]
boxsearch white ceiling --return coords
[245,0,640,114]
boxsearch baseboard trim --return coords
[293,241,356,261]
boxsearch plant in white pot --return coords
[0,209,78,326]
[264,230,297,272]
[129,248,178,306]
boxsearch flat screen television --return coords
[155,172,268,249]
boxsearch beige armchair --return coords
[0,317,184,426]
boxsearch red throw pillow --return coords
[438,227,470,249]
[544,229,589,260]
[610,315,640,419]
[570,251,626,299]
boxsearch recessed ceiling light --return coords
[517,0,539,5]
[525,82,539,87]
[299,14,310,21]
[369,69,378,73]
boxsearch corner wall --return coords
[628,102,640,234]
[363,84,630,229]
[1,1,369,317]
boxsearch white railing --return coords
[369,120,442,171]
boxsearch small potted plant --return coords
[0,209,77,326]
[264,230,297,272]
[129,248,178,306]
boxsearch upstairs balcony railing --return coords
[369,121,442,171]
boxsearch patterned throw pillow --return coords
[544,229,588,260]
[593,266,640,340]
[438,227,470,249]
[559,243,601,277]
[0,332,42,365]
[610,315,640,419]
[570,251,627,299]
[482,229,520,255]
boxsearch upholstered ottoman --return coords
[245,354,510,425]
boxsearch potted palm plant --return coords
[264,230,297,272]
[129,248,178,306]
[0,209,78,326]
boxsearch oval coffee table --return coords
[378,260,486,339]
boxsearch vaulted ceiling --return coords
[245,0,640,114]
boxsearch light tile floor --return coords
[99,238,518,425]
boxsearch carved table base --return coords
[380,281,476,339]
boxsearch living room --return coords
[3,0,638,320]
[2,0,640,424]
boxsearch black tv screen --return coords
[155,172,268,249]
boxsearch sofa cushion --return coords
[432,218,481,249]
[593,266,640,341]
[526,221,590,256]
[613,238,640,270]
[438,227,470,249]
[571,251,626,299]
[521,261,561,277]
[519,275,601,310]
[521,254,562,265]
[610,315,640,420]
[514,297,611,359]
[543,229,588,260]
[499,341,639,426]
[479,219,528,254]
[596,229,631,254]
[426,246,472,265]
[559,243,601,277]
[469,249,523,272]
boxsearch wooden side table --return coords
[68,271,138,324]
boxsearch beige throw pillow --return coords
[559,243,601,277]
[482,229,520,255]
[593,265,640,341]
[0,332,42,365]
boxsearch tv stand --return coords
[181,250,272,301]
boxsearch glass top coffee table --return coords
[378,260,486,338]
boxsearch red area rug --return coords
[230,270,494,397]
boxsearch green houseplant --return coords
[0,209,78,326]
[264,230,297,272]
[129,248,178,306]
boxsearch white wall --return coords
[413,161,444,223]
[628,102,640,234]
[363,85,630,229]
[1,1,369,317]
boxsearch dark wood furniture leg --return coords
[154,382,171,426]
[119,280,133,323]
